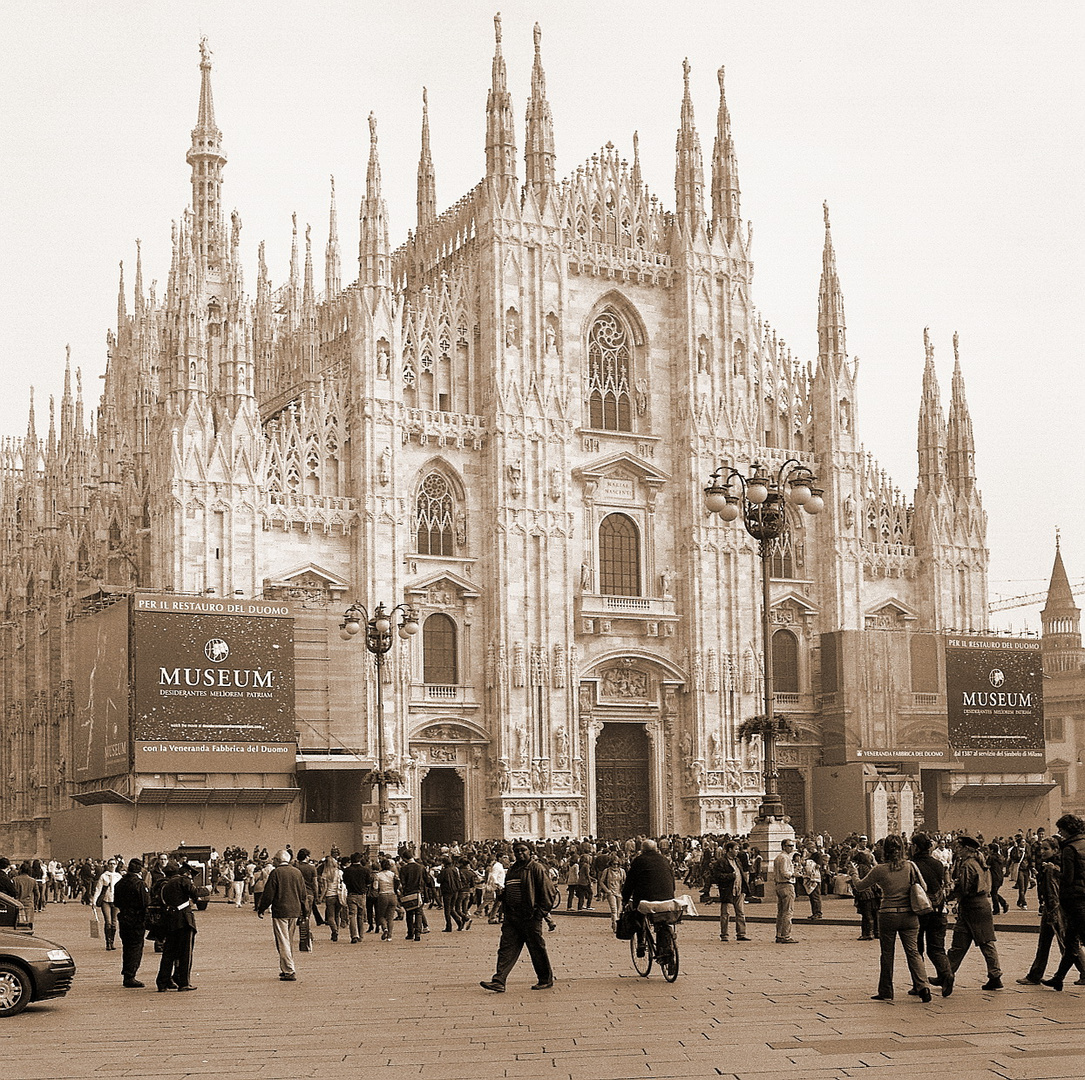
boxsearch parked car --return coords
[0,897,76,1016]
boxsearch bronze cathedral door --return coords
[595,723,650,838]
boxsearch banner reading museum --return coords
[945,634,1045,770]
[132,594,296,772]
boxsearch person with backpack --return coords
[480,841,557,992]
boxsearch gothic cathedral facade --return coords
[0,21,1000,856]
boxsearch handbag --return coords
[615,906,638,940]
[337,881,348,905]
[400,891,421,910]
[908,862,933,916]
[297,914,312,952]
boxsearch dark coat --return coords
[113,871,150,926]
[503,857,557,920]
[621,849,676,906]
[160,874,200,932]
[256,864,309,919]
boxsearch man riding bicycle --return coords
[621,839,676,959]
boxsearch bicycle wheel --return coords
[630,926,653,976]
[660,936,680,982]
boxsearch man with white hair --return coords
[256,848,310,982]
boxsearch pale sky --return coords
[1,0,1082,628]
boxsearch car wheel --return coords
[0,963,32,1017]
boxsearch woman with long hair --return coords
[317,855,344,941]
[850,835,931,1002]
[372,858,400,941]
[92,857,124,950]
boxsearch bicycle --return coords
[629,908,681,982]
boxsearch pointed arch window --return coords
[772,629,799,695]
[599,513,640,596]
[423,613,458,685]
[587,311,633,432]
[416,473,455,556]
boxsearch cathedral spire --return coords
[61,347,74,443]
[524,22,556,199]
[303,223,315,309]
[817,202,847,368]
[325,176,341,296]
[288,213,300,325]
[674,59,705,232]
[484,13,517,197]
[359,112,390,287]
[186,38,227,269]
[710,65,740,243]
[946,332,976,495]
[134,239,144,316]
[632,130,642,190]
[116,261,127,329]
[917,328,946,486]
[417,89,437,233]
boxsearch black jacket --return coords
[113,871,150,925]
[621,849,675,906]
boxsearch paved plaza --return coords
[2,899,1083,1080]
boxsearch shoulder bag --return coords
[908,862,933,916]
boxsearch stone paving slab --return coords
[0,899,1081,1079]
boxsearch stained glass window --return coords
[587,312,633,431]
[416,473,454,556]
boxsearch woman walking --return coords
[599,854,626,933]
[318,855,344,941]
[850,835,931,1002]
[372,858,399,940]
[92,858,124,951]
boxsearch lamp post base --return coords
[748,816,796,864]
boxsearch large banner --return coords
[72,599,131,781]
[131,595,296,772]
[945,634,1045,769]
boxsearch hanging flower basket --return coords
[736,714,800,743]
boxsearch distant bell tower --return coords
[1042,534,1084,674]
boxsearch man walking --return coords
[947,832,1002,990]
[113,858,150,988]
[256,848,309,981]
[481,841,557,992]
[773,839,799,944]
[342,852,372,944]
[439,856,466,932]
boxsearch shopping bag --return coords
[90,910,100,938]
[298,915,312,952]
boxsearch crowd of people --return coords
[2,816,1084,999]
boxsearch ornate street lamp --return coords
[340,601,420,827]
[704,460,822,833]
